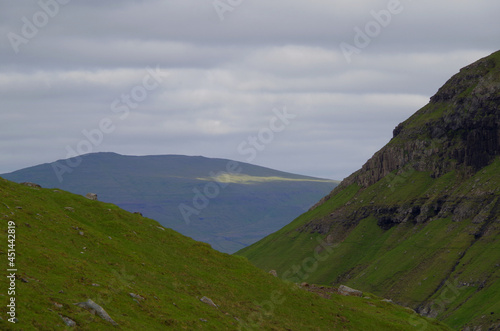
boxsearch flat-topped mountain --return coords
[2,152,337,253]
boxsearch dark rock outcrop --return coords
[337,53,500,190]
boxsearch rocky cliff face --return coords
[313,51,500,213]
[306,51,500,239]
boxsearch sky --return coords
[1,0,499,180]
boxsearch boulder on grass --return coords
[338,285,363,297]
[200,296,218,308]
[74,299,117,326]
[85,193,98,201]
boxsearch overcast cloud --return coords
[1,0,499,180]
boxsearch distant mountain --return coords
[238,50,500,330]
[2,152,338,253]
[0,177,448,329]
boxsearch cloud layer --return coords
[1,0,499,179]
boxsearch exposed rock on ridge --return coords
[315,51,500,207]
[306,51,500,234]
[352,54,499,188]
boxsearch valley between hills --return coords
[0,178,447,330]
[1,50,499,330]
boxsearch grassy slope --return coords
[0,178,446,330]
[238,158,500,329]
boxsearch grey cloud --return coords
[1,0,499,180]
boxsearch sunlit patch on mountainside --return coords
[198,173,340,185]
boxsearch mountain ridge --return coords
[238,50,500,330]
[324,50,499,196]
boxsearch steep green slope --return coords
[0,178,445,330]
[238,50,500,330]
[2,153,337,253]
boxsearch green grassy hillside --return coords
[2,153,337,253]
[238,51,500,330]
[0,177,446,330]
[238,159,500,329]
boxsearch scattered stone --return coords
[338,285,363,297]
[64,207,74,212]
[129,293,145,301]
[60,315,76,327]
[20,278,29,283]
[92,283,100,287]
[15,206,22,209]
[200,296,218,308]
[85,193,98,201]
[79,231,84,236]
[157,226,165,231]
[301,282,310,287]
[200,318,208,322]
[269,270,278,277]
[54,302,63,308]
[25,223,31,228]
[21,182,41,188]
[74,299,118,326]
[382,299,393,303]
